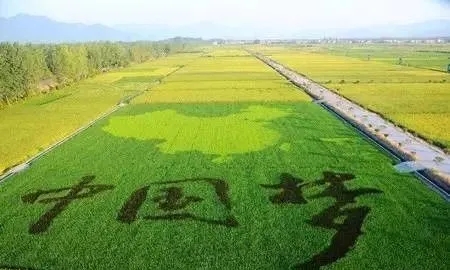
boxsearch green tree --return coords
[0,43,28,104]
[163,44,171,55]
[0,41,171,106]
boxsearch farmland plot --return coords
[309,44,450,72]
[258,47,450,149]
[0,49,448,270]
[0,53,201,172]
[134,51,307,103]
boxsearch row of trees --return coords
[0,42,174,105]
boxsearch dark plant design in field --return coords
[21,175,114,234]
[152,187,203,211]
[117,178,238,227]
[0,264,37,270]
[19,171,381,269]
[261,173,308,204]
[0,265,38,270]
[261,171,382,270]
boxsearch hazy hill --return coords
[0,14,132,43]
[115,22,241,40]
[117,19,450,40]
[0,14,449,42]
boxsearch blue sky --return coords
[1,0,449,28]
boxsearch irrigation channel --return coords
[250,50,450,201]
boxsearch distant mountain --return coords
[117,20,450,40]
[0,14,133,43]
[115,22,242,40]
[0,14,449,43]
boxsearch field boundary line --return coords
[0,60,193,184]
[250,50,450,200]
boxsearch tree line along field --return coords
[255,45,450,151]
[0,48,448,270]
[0,42,184,106]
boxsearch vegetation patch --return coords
[103,105,291,162]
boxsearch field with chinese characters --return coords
[0,48,449,270]
[255,45,450,151]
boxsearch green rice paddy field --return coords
[0,48,448,270]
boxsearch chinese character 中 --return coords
[21,175,114,234]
